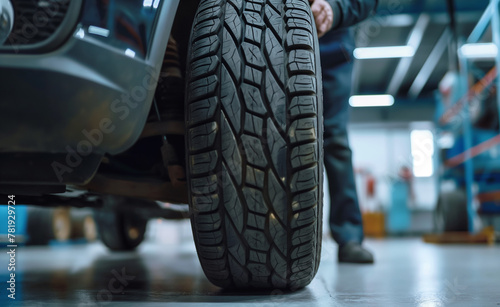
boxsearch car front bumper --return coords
[0,0,180,185]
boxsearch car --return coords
[0,0,324,290]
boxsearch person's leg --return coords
[320,51,373,263]
[321,61,364,246]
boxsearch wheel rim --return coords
[127,226,140,240]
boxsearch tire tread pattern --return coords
[187,0,322,290]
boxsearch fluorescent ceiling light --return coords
[75,28,85,39]
[460,43,498,59]
[353,46,415,59]
[349,95,395,107]
[385,14,415,27]
[125,48,136,58]
[437,133,455,149]
[88,26,109,37]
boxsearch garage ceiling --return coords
[353,0,491,100]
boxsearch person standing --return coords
[309,0,378,263]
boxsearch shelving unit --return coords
[436,0,500,233]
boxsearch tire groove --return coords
[187,0,322,290]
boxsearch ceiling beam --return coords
[352,60,362,94]
[467,2,493,43]
[408,28,452,99]
[386,14,430,96]
[358,12,484,29]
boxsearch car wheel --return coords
[94,208,148,251]
[435,190,468,232]
[186,0,323,289]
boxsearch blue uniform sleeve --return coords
[326,0,378,30]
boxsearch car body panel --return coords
[0,0,180,185]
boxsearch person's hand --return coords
[309,0,334,38]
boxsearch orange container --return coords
[362,212,385,238]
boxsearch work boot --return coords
[338,242,374,264]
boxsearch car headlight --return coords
[0,0,14,45]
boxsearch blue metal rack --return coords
[436,0,500,233]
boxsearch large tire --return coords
[186,0,323,290]
[435,190,468,232]
[94,209,148,251]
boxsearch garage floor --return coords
[1,220,499,306]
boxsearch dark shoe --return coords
[338,242,374,264]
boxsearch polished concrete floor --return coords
[1,220,499,306]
